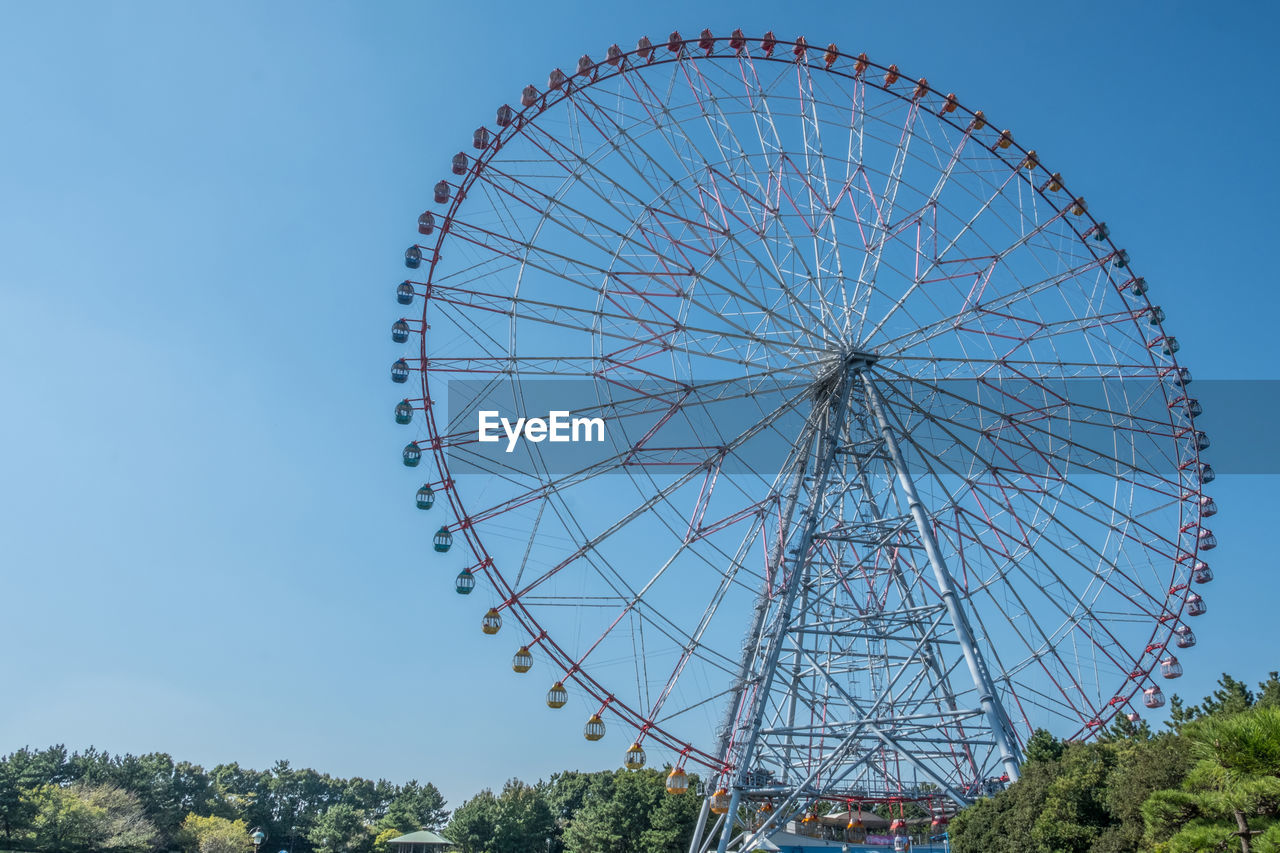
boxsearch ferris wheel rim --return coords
[400,31,1209,779]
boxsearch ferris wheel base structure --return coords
[387,27,1216,852]
[692,359,1020,853]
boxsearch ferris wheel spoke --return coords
[953,476,1173,618]
[641,492,787,728]
[861,160,1064,347]
[850,100,926,341]
[838,72,905,342]
[958,305,1145,344]
[870,250,1127,361]
[519,104,837,349]
[876,377,1185,592]
[939,507,1121,727]
[471,156,792,340]
[890,412,1177,571]
[446,372,831,507]
[431,263,828,371]
[729,54,820,270]
[777,58,850,334]
[956,591,1037,734]
[673,60,785,235]
[872,384,1167,715]
[905,444,1163,706]
[873,366,1189,543]
[890,352,1167,379]
[948,509,1122,723]
[725,52,872,340]
[521,528,745,685]
[500,384,814,608]
[609,63,840,343]
[474,150,723,324]
[414,354,598,376]
[922,108,978,210]
[565,481,783,666]
[854,113,982,341]
[548,83,753,255]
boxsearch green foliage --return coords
[543,770,616,826]
[380,780,449,835]
[1144,706,1280,853]
[562,770,664,853]
[1023,728,1064,765]
[1102,732,1190,851]
[374,826,402,852]
[24,783,103,851]
[0,745,450,853]
[1166,694,1199,734]
[1166,673,1266,733]
[309,802,377,853]
[1101,712,1154,744]
[948,751,1059,853]
[177,813,251,853]
[446,789,499,853]
[1260,673,1280,710]
[637,778,702,853]
[0,745,708,853]
[23,782,157,851]
[949,670,1280,853]
[0,746,69,845]
[1201,675,1257,719]
[494,780,556,853]
[441,768,699,853]
[1151,816,1242,853]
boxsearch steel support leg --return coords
[711,364,861,853]
[861,374,1022,782]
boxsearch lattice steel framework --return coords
[387,29,1215,850]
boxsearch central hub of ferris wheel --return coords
[813,348,877,394]
[389,26,1215,853]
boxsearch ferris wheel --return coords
[389,29,1214,851]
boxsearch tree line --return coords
[0,748,446,852]
[949,670,1280,853]
[13,671,1280,853]
[444,769,701,853]
[0,746,704,853]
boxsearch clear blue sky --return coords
[2,0,1277,809]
